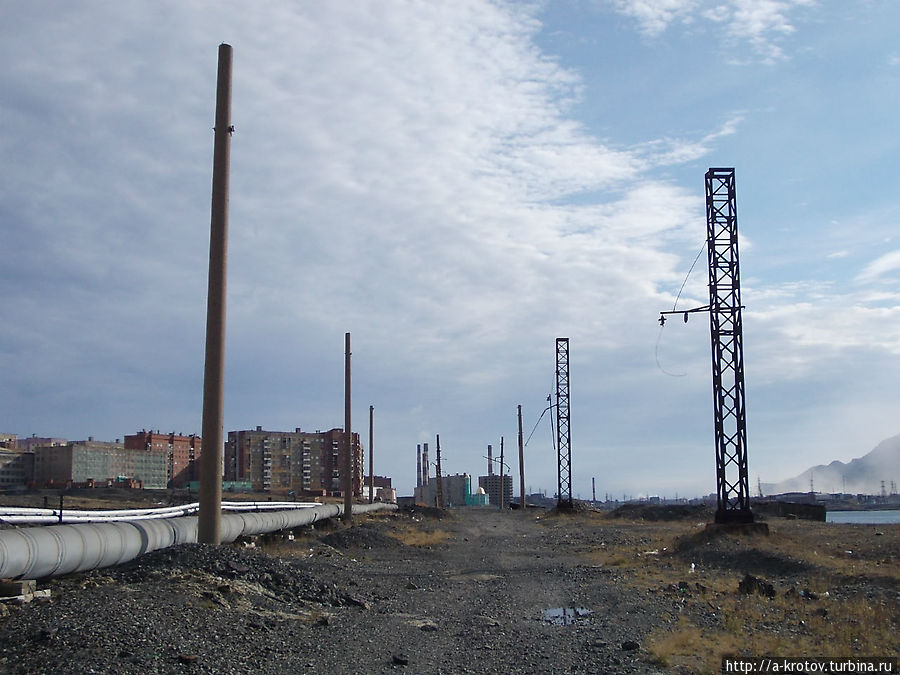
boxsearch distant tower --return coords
[422,442,429,484]
[487,445,493,476]
[555,337,572,508]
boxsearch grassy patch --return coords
[579,516,899,667]
[386,526,452,547]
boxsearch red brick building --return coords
[124,430,202,488]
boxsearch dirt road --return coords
[325,507,666,674]
[0,506,668,674]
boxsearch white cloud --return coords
[856,250,900,283]
[608,0,700,36]
[606,0,816,61]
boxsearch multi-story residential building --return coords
[33,439,167,489]
[226,426,363,495]
[124,430,202,488]
[478,473,514,508]
[0,433,18,449]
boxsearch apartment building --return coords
[226,426,363,495]
[124,430,202,488]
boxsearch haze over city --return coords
[2,1,899,499]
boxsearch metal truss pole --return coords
[555,338,572,508]
[705,168,753,524]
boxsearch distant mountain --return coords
[760,433,900,496]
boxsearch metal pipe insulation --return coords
[0,501,322,526]
[0,502,395,580]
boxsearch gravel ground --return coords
[0,507,672,674]
[0,506,896,674]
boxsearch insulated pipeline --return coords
[0,501,322,525]
[0,502,395,580]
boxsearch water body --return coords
[541,607,592,626]
[826,509,900,524]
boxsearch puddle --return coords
[541,607,592,626]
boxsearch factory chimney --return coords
[487,445,493,476]
[416,444,422,489]
[423,442,430,484]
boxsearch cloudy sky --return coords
[2,0,898,499]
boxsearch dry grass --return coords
[386,526,452,547]
[576,514,899,671]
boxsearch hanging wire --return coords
[523,402,551,448]
[655,240,706,377]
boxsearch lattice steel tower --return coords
[705,168,752,524]
[659,168,753,524]
[555,337,572,508]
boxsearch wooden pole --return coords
[518,404,525,508]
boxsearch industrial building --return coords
[225,426,363,496]
[124,430,202,488]
[0,447,33,489]
[415,473,473,507]
[32,439,168,489]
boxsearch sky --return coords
[1,0,898,500]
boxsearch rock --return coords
[177,654,199,664]
[418,621,438,632]
[343,594,371,610]
[392,653,410,665]
[738,574,776,598]
[228,560,250,574]
[621,640,640,651]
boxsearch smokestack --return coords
[487,445,493,476]
[416,444,422,488]
[423,443,429,484]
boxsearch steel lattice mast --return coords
[660,168,753,524]
[555,338,572,508]
[705,168,752,524]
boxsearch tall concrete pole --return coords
[517,404,525,508]
[499,436,504,510]
[198,43,233,545]
[368,405,374,504]
[343,332,352,523]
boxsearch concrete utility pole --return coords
[499,436,505,510]
[368,405,374,504]
[198,43,233,545]
[343,332,352,524]
[517,404,525,508]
